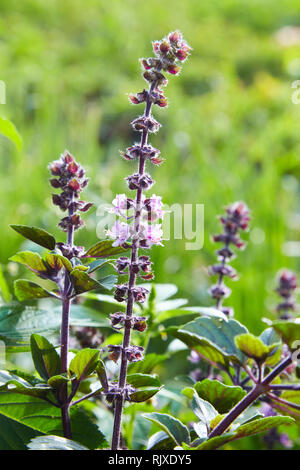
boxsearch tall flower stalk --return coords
[209,202,250,317]
[48,151,92,438]
[108,31,191,450]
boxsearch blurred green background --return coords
[2,0,300,336]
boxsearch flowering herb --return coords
[108,31,191,450]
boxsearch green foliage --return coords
[187,379,247,414]
[68,348,100,381]
[30,334,61,380]
[27,435,89,450]
[143,412,190,446]
[0,415,40,450]
[14,280,58,301]
[0,117,22,150]
[235,333,279,362]
[10,225,56,251]
[83,240,130,258]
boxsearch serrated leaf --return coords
[193,416,294,450]
[0,393,107,449]
[30,334,61,381]
[83,240,130,258]
[28,435,88,450]
[192,379,247,414]
[0,414,41,450]
[69,348,100,381]
[14,280,59,301]
[143,412,190,446]
[235,333,278,362]
[10,225,56,250]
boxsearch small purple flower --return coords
[107,220,131,246]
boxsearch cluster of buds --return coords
[209,202,250,316]
[115,255,153,280]
[73,326,103,349]
[108,344,144,363]
[48,150,92,233]
[114,284,149,303]
[110,312,147,332]
[106,383,136,403]
[121,145,164,166]
[275,270,297,320]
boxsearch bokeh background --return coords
[2,1,300,342]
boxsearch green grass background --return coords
[1,1,300,346]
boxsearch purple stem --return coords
[60,202,74,439]
[111,82,156,450]
[208,354,293,439]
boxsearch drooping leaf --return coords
[83,240,130,258]
[30,334,61,381]
[0,117,22,149]
[0,392,107,449]
[171,317,248,366]
[0,370,51,398]
[28,435,88,450]
[192,379,247,414]
[143,412,190,446]
[10,225,56,250]
[69,348,100,381]
[182,389,218,430]
[147,431,176,450]
[14,280,59,301]
[10,251,47,277]
[96,360,108,391]
[270,320,300,348]
[235,333,278,362]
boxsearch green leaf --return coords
[193,416,295,450]
[96,360,108,391]
[83,240,130,258]
[130,387,162,403]
[0,265,11,303]
[47,374,70,390]
[192,379,247,414]
[10,251,47,276]
[14,280,59,301]
[69,348,100,381]
[260,328,282,366]
[0,117,22,149]
[182,389,218,430]
[0,370,51,398]
[44,253,73,273]
[147,431,176,450]
[70,269,113,295]
[127,354,169,374]
[172,317,248,366]
[0,393,107,449]
[86,259,110,273]
[28,435,88,450]
[10,225,56,250]
[235,333,278,362]
[270,320,300,348]
[127,373,161,388]
[97,274,117,291]
[0,414,41,450]
[143,412,190,446]
[30,334,61,381]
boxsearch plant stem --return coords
[111,82,155,450]
[60,204,74,439]
[208,355,292,439]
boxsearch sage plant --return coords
[107,31,191,450]
[209,201,250,317]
